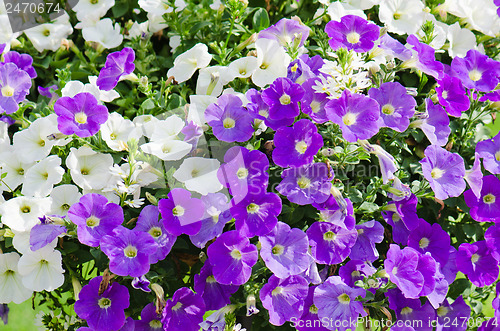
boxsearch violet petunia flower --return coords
[194,260,239,310]
[134,302,163,330]
[287,58,315,84]
[74,276,130,331]
[306,221,357,265]
[407,220,451,266]
[246,88,294,131]
[262,77,305,121]
[205,94,254,142]
[368,82,416,132]
[3,51,37,78]
[325,89,380,142]
[131,275,151,293]
[30,217,66,251]
[476,131,500,174]
[435,74,470,117]
[384,244,424,298]
[325,15,380,53]
[464,175,500,223]
[485,224,500,261]
[451,49,500,92]
[0,62,32,114]
[207,230,258,285]
[230,191,282,237]
[259,221,310,278]
[67,193,124,247]
[134,205,176,264]
[411,99,450,146]
[100,226,157,277]
[272,119,323,168]
[161,287,206,331]
[464,153,483,199]
[301,78,329,124]
[420,145,466,200]
[296,286,329,331]
[435,296,471,331]
[339,260,377,287]
[299,54,324,76]
[314,193,355,229]
[386,288,435,331]
[159,188,205,236]
[38,84,58,98]
[350,220,384,262]
[359,140,398,184]
[276,163,332,205]
[54,92,109,137]
[457,241,499,287]
[258,18,310,48]
[403,35,444,80]
[96,47,135,91]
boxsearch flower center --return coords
[342,112,357,126]
[237,167,249,179]
[495,150,500,161]
[230,249,242,260]
[20,205,31,213]
[272,244,285,255]
[441,91,448,99]
[471,253,480,264]
[346,31,360,44]
[80,168,89,175]
[86,215,100,228]
[43,29,50,37]
[247,203,260,214]
[124,245,138,258]
[297,177,311,189]
[279,94,291,105]
[431,167,444,179]
[110,133,117,140]
[1,85,14,97]
[62,203,70,210]
[295,141,308,154]
[483,193,496,204]
[323,231,336,241]
[357,229,364,235]
[392,213,400,222]
[148,226,163,238]
[17,168,24,175]
[291,63,299,72]
[98,297,112,309]
[206,275,216,283]
[309,304,318,314]
[272,286,283,296]
[172,302,183,311]
[90,0,99,4]
[382,104,395,115]
[74,112,88,124]
[419,237,430,249]
[337,293,351,304]
[468,69,482,82]
[437,306,449,317]
[393,12,401,20]
[223,117,236,129]
[172,205,185,216]
[392,266,398,275]
[310,101,320,113]
[352,270,360,277]
[401,307,413,315]
[149,320,162,329]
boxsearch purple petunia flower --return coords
[407,220,451,266]
[260,274,309,326]
[134,302,163,330]
[386,288,435,331]
[38,84,58,99]
[359,141,398,184]
[435,296,471,331]
[301,78,329,124]
[368,82,416,132]
[161,287,206,331]
[435,74,470,117]
[314,194,355,230]
[100,226,157,277]
[97,47,135,91]
[3,51,37,78]
[0,62,32,114]
[134,205,176,264]
[325,89,380,142]
[485,224,500,261]
[67,193,124,247]
[217,146,269,203]
[276,163,332,205]
[296,286,329,331]
[207,230,258,285]
[420,145,466,200]
[306,221,358,265]
[314,276,367,331]
[159,188,205,236]
[75,276,130,331]
[259,221,310,278]
[54,92,109,137]
[350,220,384,262]
[299,54,324,76]
[30,218,66,251]
[464,153,483,199]
[194,259,239,310]
[262,77,305,121]
[131,275,151,293]
[451,49,500,92]
[246,88,294,130]
[189,193,232,248]
[325,15,380,53]
[287,58,315,84]
[384,244,424,298]
[477,132,500,174]
[339,260,377,287]
[464,175,500,223]
[403,35,444,80]
[412,99,450,146]
[258,18,310,48]
[457,240,499,287]
[230,191,281,237]
[205,94,254,142]
[272,119,323,168]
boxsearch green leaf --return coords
[190,22,213,35]
[252,8,270,32]
[357,201,379,213]
[112,0,129,17]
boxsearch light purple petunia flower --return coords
[386,288,435,331]
[435,74,470,117]
[217,146,269,203]
[67,193,124,247]
[97,47,135,91]
[420,145,466,200]
[100,226,157,277]
[182,120,203,148]
[262,77,305,120]
[287,58,315,84]
[38,84,58,98]
[159,188,205,236]
[325,89,380,142]
[485,224,500,261]
[457,241,499,287]
[54,92,109,137]
[258,18,310,48]
[30,216,67,251]
[359,140,398,184]
[368,82,416,132]
[464,175,500,223]
[314,194,355,230]
[296,286,329,331]
[404,35,444,80]
[205,94,254,142]
[435,296,471,331]
[246,88,294,130]
[259,274,309,326]
[206,230,258,285]
[3,51,37,78]
[272,119,323,168]
[230,191,281,237]
[306,221,357,265]
[134,302,163,330]
[131,275,151,293]
[259,221,310,279]
[276,163,332,205]
[189,193,232,248]
[133,205,176,264]
[325,15,380,53]
[161,287,206,331]
[407,220,451,266]
[464,153,483,199]
[0,62,32,114]
[350,220,384,262]
[451,49,500,92]
[74,276,130,331]
[194,259,239,310]
[339,260,377,287]
[476,131,500,174]
[384,244,425,298]
[314,276,367,331]
[299,54,325,76]
[412,99,450,146]
[301,78,329,124]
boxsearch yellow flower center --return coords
[337,293,351,304]
[323,231,336,241]
[471,253,480,263]
[468,69,482,82]
[86,215,100,227]
[431,167,444,180]
[309,304,319,314]
[441,91,448,99]
[247,203,260,214]
[20,206,31,213]
[346,32,360,44]
[437,306,449,317]
[98,297,112,308]
[74,112,88,124]
[172,206,185,216]
[149,320,162,328]
[310,101,320,113]
[483,193,496,204]
[237,168,248,179]
[401,307,413,315]
[172,302,183,311]
[124,245,138,258]
[272,286,283,296]
[280,94,291,105]
[393,12,401,20]
[419,237,430,249]
[295,141,308,154]
[495,150,500,161]
[148,226,162,238]
[291,63,299,72]
[223,117,236,129]
[206,275,216,283]
[297,177,311,189]
[230,249,242,260]
[272,244,285,255]
[382,104,395,115]
[1,85,14,97]
[342,112,357,126]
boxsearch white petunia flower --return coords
[61,77,119,103]
[138,0,186,15]
[416,14,447,50]
[18,246,65,292]
[327,1,367,21]
[227,56,259,81]
[133,115,160,138]
[167,43,213,83]
[169,35,181,53]
[0,252,33,304]
[0,196,52,232]
[12,230,56,255]
[21,156,65,198]
[0,121,8,149]
[66,146,114,190]
[453,0,500,37]
[187,95,217,125]
[150,115,185,141]
[0,150,34,192]
[446,22,478,58]
[82,188,121,204]
[126,21,149,40]
[88,76,120,102]
[140,139,192,161]
[173,157,223,195]
[342,0,380,10]
[73,0,115,22]
[49,185,83,216]
[147,13,169,33]
[24,12,74,52]
[100,112,142,151]
[124,198,145,208]
[0,12,20,49]
[210,0,222,10]
[252,38,290,88]
[378,0,426,35]
[196,66,230,96]
[82,18,123,49]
